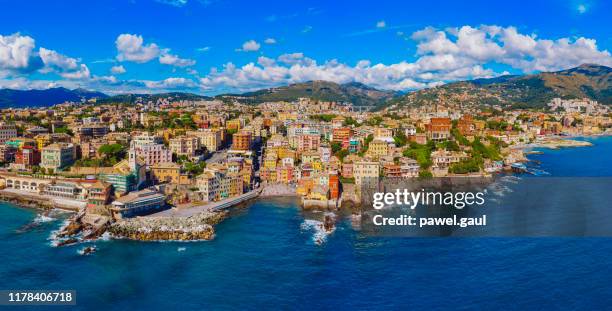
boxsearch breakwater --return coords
[109,210,228,241]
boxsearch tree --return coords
[393,131,408,147]
[331,142,342,153]
[98,144,126,165]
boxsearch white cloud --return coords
[376,20,386,28]
[115,34,160,63]
[577,4,587,13]
[143,77,197,89]
[155,0,188,7]
[264,38,277,44]
[197,25,612,93]
[197,46,211,52]
[39,47,91,79]
[0,33,41,74]
[159,51,196,67]
[116,34,194,67]
[239,40,261,52]
[111,65,126,74]
[302,26,313,33]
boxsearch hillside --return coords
[0,87,107,108]
[97,92,212,105]
[220,80,397,106]
[382,64,612,111]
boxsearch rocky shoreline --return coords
[108,210,228,241]
[0,191,55,210]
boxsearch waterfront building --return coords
[100,156,145,194]
[151,162,191,185]
[41,143,75,171]
[13,146,40,170]
[42,181,87,201]
[86,180,112,214]
[110,189,167,219]
[328,173,340,199]
[353,161,380,186]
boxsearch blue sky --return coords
[0,0,610,94]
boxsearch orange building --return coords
[232,132,252,150]
[332,127,353,144]
[426,118,451,141]
[457,115,475,135]
[328,173,340,199]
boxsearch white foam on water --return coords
[301,218,335,246]
[177,247,187,252]
[33,214,56,223]
[77,246,96,256]
[47,219,72,247]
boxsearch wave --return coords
[301,215,336,246]
[33,214,56,223]
[177,247,187,252]
[48,219,73,247]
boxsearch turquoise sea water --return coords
[1,136,612,310]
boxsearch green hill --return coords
[382,64,612,111]
[219,80,397,106]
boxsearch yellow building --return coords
[353,161,380,185]
[226,119,242,131]
[186,128,223,152]
[367,139,390,158]
[151,162,191,185]
[301,152,320,164]
[263,154,278,169]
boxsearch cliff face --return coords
[108,210,228,241]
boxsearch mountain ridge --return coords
[382,63,612,111]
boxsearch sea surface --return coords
[1,136,612,310]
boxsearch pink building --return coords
[134,143,172,166]
[297,134,321,152]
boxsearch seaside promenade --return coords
[145,189,261,218]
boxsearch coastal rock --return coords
[108,210,227,241]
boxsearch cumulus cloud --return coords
[238,40,261,52]
[0,33,90,80]
[264,38,277,44]
[110,65,126,74]
[39,47,91,79]
[0,33,42,74]
[577,4,587,14]
[159,52,196,67]
[197,25,612,93]
[115,34,195,67]
[143,77,197,89]
[115,34,161,63]
[412,25,612,72]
